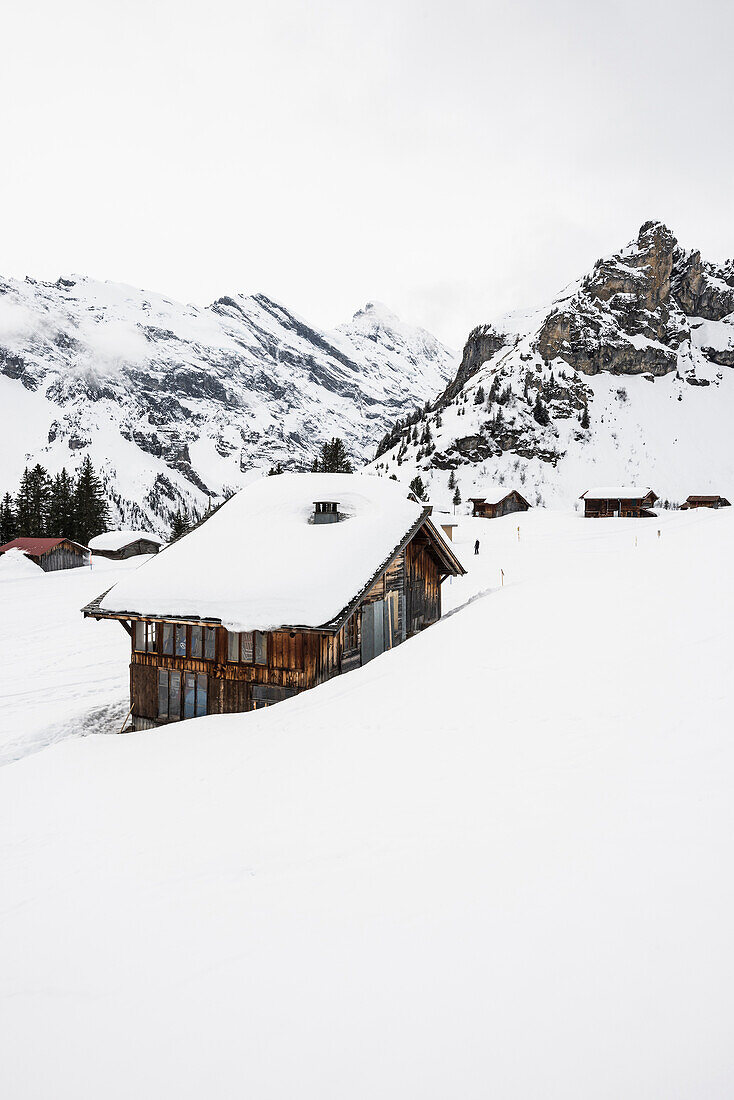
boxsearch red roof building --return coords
[0,537,89,571]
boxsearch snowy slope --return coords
[0,555,139,764]
[368,222,734,509]
[2,506,733,1098]
[0,279,454,533]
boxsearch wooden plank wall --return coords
[127,538,444,726]
[41,545,86,571]
[405,540,441,634]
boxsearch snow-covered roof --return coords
[0,536,87,555]
[581,486,656,500]
[96,474,458,631]
[88,529,163,552]
[469,487,528,506]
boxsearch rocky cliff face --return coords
[533,220,734,377]
[368,221,734,507]
[0,280,455,532]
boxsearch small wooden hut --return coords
[469,490,530,519]
[580,487,658,518]
[88,530,163,559]
[0,537,89,571]
[680,495,731,510]
[82,474,465,730]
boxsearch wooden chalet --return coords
[88,530,163,559]
[580,487,658,518]
[82,474,465,730]
[469,490,530,519]
[680,494,731,510]
[0,537,89,571]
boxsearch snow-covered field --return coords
[2,507,733,1098]
[0,555,139,765]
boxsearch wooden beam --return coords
[119,619,132,637]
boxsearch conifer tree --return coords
[0,493,16,543]
[474,385,485,405]
[312,437,354,473]
[74,456,109,545]
[448,469,456,490]
[580,404,590,429]
[452,485,462,512]
[408,475,426,501]
[15,465,51,534]
[169,507,190,541]
[533,394,550,427]
[47,468,76,537]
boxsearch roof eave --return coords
[82,509,465,637]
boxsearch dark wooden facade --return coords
[680,495,731,510]
[469,491,530,519]
[92,538,161,560]
[581,490,658,518]
[84,518,464,731]
[0,537,88,571]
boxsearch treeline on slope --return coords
[0,457,109,546]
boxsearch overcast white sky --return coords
[2,0,732,348]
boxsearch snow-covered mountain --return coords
[0,278,454,532]
[369,221,734,508]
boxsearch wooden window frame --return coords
[152,622,218,661]
[345,612,359,651]
[134,620,157,653]
[158,668,207,720]
[226,629,268,666]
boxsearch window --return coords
[227,630,267,665]
[345,613,359,651]
[196,672,207,716]
[170,670,181,718]
[158,669,206,721]
[160,623,216,660]
[184,672,196,719]
[158,669,168,719]
[251,684,295,709]
[135,621,157,653]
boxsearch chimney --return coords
[312,500,340,524]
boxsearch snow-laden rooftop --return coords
[582,486,655,500]
[88,529,163,552]
[470,486,527,505]
[99,474,426,630]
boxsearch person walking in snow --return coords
[474,539,480,555]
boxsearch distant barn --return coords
[580,487,658,518]
[0,537,89,571]
[469,490,530,519]
[88,530,163,560]
[82,474,465,730]
[680,495,731,510]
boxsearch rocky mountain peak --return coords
[0,275,455,532]
[369,220,734,508]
